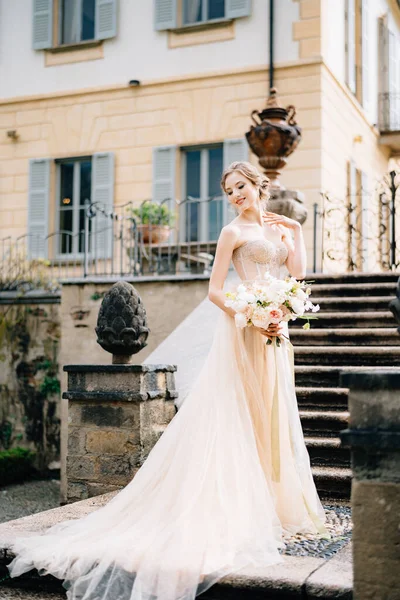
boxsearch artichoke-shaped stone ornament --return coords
[95,281,150,364]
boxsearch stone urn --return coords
[246,88,302,189]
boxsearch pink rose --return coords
[269,308,283,324]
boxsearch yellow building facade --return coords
[0,0,399,274]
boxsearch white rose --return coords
[289,297,305,316]
[233,300,248,313]
[295,288,307,301]
[235,312,248,328]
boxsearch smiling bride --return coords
[7,161,329,600]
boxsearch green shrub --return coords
[0,447,36,486]
[129,201,174,226]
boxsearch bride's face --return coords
[224,171,259,213]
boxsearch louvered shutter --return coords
[154,0,177,30]
[345,0,356,94]
[28,159,50,258]
[152,146,177,211]
[226,0,251,19]
[92,153,114,259]
[95,0,117,40]
[361,0,369,111]
[32,0,53,50]
[223,138,249,224]
[361,171,369,271]
[389,30,400,129]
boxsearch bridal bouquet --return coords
[224,273,320,346]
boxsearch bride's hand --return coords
[254,323,282,342]
[263,211,301,231]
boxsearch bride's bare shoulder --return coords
[218,223,241,246]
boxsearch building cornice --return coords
[0,58,322,107]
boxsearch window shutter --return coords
[32,0,53,50]
[154,0,177,30]
[345,0,356,94]
[223,138,249,224]
[360,171,369,271]
[28,159,50,259]
[361,0,369,111]
[92,153,114,259]
[95,0,117,40]
[226,0,251,19]
[152,146,177,212]
[388,30,400,129]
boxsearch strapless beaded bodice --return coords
[232,238,288,281]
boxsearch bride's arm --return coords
[208,226,239,317]
[281,225,307,280]
[263,212,307,279]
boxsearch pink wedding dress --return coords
[7,235,328,600]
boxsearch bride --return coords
[7,161,329,600]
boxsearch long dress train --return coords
[7,236,329,600]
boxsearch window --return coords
[345,0,368,108]
[60,0,96,45]
[183,0,225,25]
[32,0,117,51]
[154,0,251,32]
[57,158,92,255]
[181,145,224,242]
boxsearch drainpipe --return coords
[269,0,274,90]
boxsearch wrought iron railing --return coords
[0,196,228,290]
[315,171,400,273]
[378,93,400,132]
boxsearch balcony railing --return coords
[378,92,400,132]
[0,197,228,290]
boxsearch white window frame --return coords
[55,157,92,259]
[59,0,96,45]
[180,144,224,243]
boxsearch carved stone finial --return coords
[95,281,150,364]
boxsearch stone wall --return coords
[0,292,61,471]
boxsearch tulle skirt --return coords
[7,311,328,600]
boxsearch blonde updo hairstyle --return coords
[220,161,270,210]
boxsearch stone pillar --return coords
[64,364,177,502]
[340,371,400,600]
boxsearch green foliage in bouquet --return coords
[129,202,175,226]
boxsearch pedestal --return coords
[63,364,177,503]
[268,189,307,224]
[340,371,400,600]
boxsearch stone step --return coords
[305,436,350,468]
[290,327,400,346]
[294,365,400,387]
[309,272,399,284]
[290,310,395,329]
[296,387,348,409]
[312,295,394,312]
[311,282,396,297]
[300,410,349,434]
[312,465,352,500]
[294,345,400,366]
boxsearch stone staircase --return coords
[290,272,399,500]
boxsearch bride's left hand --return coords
[263,211,301,231]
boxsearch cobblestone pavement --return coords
[281,503,352,558]
[0,480,61,525]
[0,481,352,559]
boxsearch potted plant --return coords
[129,201,174,244]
